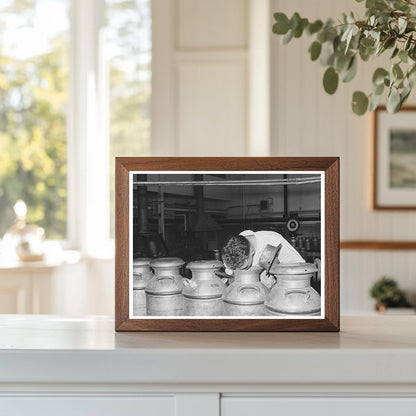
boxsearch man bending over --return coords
[222,230,304,272]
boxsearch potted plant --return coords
[369,276,414,313]
[272,0,416,115]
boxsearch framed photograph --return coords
[115,157,339,331]
[374,106,416,209]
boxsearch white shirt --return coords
[239,230,305,265]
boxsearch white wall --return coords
[271,0,416,313]
[43,0,416,316]
[152,0,248,156]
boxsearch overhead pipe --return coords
[133,177,321,186]
[216,216,321,224]
[147,216,321,225]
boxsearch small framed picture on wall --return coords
[374,106,416,209]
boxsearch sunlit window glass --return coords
[106,0,151,237]
[0,0,70,239]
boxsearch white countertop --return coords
[0,315,415,387]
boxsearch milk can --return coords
[183,260,226,316]
[264,263,321,316]
[222,266,269,316]
[146,257,185,316]
[132,258,154,316]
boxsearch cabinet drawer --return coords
[221,397,416,416]
[0,396,174,416]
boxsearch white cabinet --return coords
[1,397,175,416]
[0,316,415,416]
[0,394,220,416]
[2,395,416,416]
[222,397,416,416]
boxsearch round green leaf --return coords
[293,18,308,38]
[387,88,401,113]
[309,41,322,61]
[307,20,323,35]
[367,0,388,11]
[334,52,352,73]
[393,63,404,79]
[408,63,416,80]
[372,68,389,86]
[273,13,290,35]
[393,0,410,11]
[391,47,399,59]
[360,37,375,48]
[323,67,339,95]
[373,82,384,96]
[384,37,396,50]
[405,34,413,51]
[409,45,416,61]
[352,91,369,115]
[317,30,328,43]
[369,92,383,111]
[399,50,408,63]
[342,56,357,83]
[359,44,374,62]
[408,70,416,89]
[398,16,407,34]
[320,41,335,66]
[400,88,411,107]
[290,12,301,29]
[282,29,293,44]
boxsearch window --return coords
[0,0,70,239]
[0,0,151,252]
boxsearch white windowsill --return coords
[0,238,115,270]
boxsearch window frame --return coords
[67,0,112,257]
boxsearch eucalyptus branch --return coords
[272,0,416,115]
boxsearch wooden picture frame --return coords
[373,106,416,210]
[115,157,339,332]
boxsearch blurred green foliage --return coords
[370,276,411,307]
[0,2,68,238]
[272,0,416,115]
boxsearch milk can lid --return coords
[272,262,317,275]
[186,260,223,270]
[133,258,151,267]
[149,257,184,269]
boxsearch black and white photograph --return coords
[129,171,324,319]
